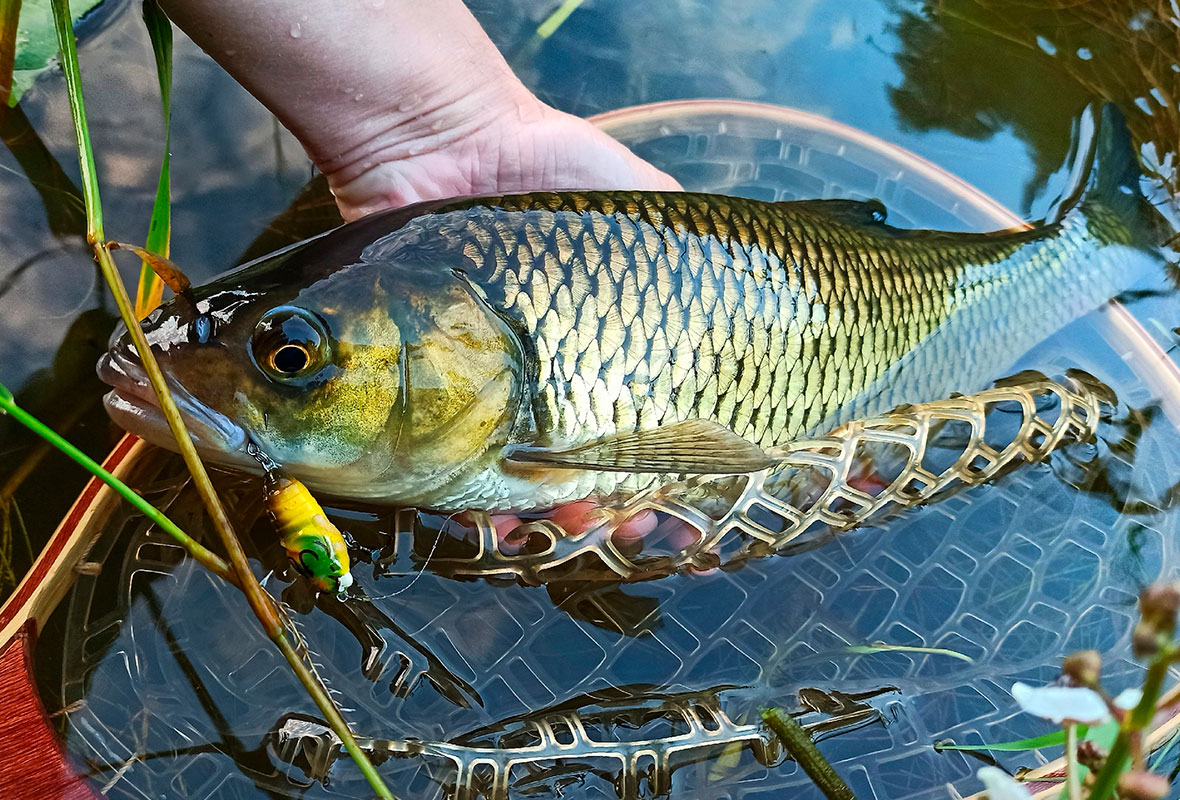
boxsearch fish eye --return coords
[273,343,310,373]
[251,307,329,381]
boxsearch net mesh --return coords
[418,373,1103,585]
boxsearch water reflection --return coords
[889,0,1179,210]
[4,0,1179,797]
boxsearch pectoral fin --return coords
[506,419,778,474]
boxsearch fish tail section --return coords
[1061,104,1172,248]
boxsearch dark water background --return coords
[1,0,1176,597]
[1,1,1179,799]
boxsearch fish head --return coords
[99,232,526,504]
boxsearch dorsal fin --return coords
[781,198,888,227]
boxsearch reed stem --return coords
[48,3,393,796]
[1065,723,1081,800]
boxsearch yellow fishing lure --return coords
[251,442,353,594]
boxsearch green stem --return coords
[0,384,234,584]
[1088,645,1177,800]
[48,3,393,797]
[50,0,101,241]
[271,632,390,793]
[535,0,583,39]
[762,707,857,800]
[0,389,383,790]
[1065,723,1081,800]
[0,0,22,110]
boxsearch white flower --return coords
[1113,688,1142,710]
[976,767,1034,800]
[1010,682,1111,724]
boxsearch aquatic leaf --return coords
[1011,682,1111,725]
[7,0,102,107]
[846,642,975,663]
[977,767,1034,800]
[935,728,1085,752]
[133,0,172,319]
[1067,718,1121,796]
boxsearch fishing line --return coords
[366,517,451,600]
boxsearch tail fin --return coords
[1052,104,1171,248]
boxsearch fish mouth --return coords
[97,349,251,464]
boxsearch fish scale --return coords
[464,198,1129,435]
[367,194,1081,509]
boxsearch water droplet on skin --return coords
[354,93,364,101]
[289,22,302,38]
[1076,47,1092,60]
[1035,35,1056,55]
[397,94,422,112]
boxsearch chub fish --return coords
[98,109,1169,513]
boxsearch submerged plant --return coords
[958,581,1180,799]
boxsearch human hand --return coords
[324,95,682,221]
[159,0,680,221]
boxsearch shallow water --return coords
[2,1,1179,798]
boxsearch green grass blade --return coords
[50,0,101,240]
[48,3,395,794]
[133,0,171,319]
[935,728,1083,752]
[8,0,101,107]
[0,380,234,582]
[535,0,583,39]
[0,0,21,108]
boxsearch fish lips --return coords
[97,348,251,462]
